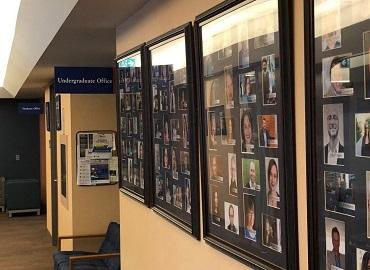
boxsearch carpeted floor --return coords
[0,213,55,270]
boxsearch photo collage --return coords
[316,17,370,270]
[204,20,285,263]
[152,64,192,222]
[119,65,145,196]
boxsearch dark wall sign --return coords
[54,67,113,94]
[18,102,43,115]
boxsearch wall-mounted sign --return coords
[54,67,113,94]
[18,103,43,115]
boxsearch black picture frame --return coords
[145,23,201,239]
[305,1,370,270]
[116,44,151,205]
[194,0,298,269]
[55,95,62,131]
[61,143,67,197]
[45,102,51,132]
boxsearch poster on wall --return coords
[77,131,118,186]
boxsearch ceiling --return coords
[2,0,149,99]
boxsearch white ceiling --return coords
[2,0,150,99]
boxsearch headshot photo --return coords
[261,54,276,105]
[322,30,341,51]
[154,119,162,139]
[169,81,176,114]
[127,115,133,137]
[222,117,236,145]
[178,88,188,110]
[120,116,127,134]
[160,90,168,111]
[205,78,221,107]
[132,116,138,135]
[211,185,221,225]
[165,175,172,204]
[173,184,183,209]
[238,40,250,69]
[243,194,257,241]
[325,217,345,270]
[182,114,189,149]
[262,214,281,252]
[171,147,178,180]
[163,117,170,145]
[357,248,370,270]
[209,155,223,182]
[322,55,353,98]
[170,119,181,142]
[239,71,256,104]
[325,171,355,217]
[364,31,370,99]
[224,65,234,109]
[122,159,128,181]
[266,157,280,209]
[323,103,344,165]
[355,113,370,158]
[152,85,159,112]
[154,144,160,172]
[240,108,255,153]
[137,141,144,160]
[258,115,278,148]
[136,93,142,111]
[242,159,260,191]
[185,178,191,214]
[208,111,218,149]
[224,202,239,235]
[123,93,131,111]
[180,151,190,175]
[162,147,170,169]
[228,153,238,197]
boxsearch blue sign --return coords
[54,67,113,94]
[18,103,43,115]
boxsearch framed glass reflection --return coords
[306,0,370,269]
[147,23,200,238]
[195,0,297,269]
[117,45,149,204]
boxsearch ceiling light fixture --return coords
[0,0,21,87]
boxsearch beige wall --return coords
[117,0,309,269]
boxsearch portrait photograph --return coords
[210,185,221,226]
[258,115,278,148]
[228,153,238,197]
[323,103,344,165]
[224,65,234,109]
[127,114,133,137]
[240,108,255,154]
[262,213,281,253]
[322,30,341,51]
[355,113,370,158]
[208,111,218,149]
[243,194,257,242]
[203,54,215,77]
[127,139,132,157]
[367,171,370,238]
[239,71,256,104]
[123,93,131,111]
[137,141,144,160]
[154,144,160,172]
[132,116,138,135]
[224,202,239,235]
[178,87,188,110]
[133,167,139,186]
[162,147,170,169]
[169,81,176,114]
[160,90,168,111]
[170,119,181,142]
[265,157,280,209]
[120,116,127,134]
[325,217,345,270]
[122,159,128,181]
[173,184,183,209]
[209,155,223,182]
[165,174,172,204]
[185,178,191,214]
[364,31,370,99]
[154,119,162,139]
[205,77,222,107]
[182,114,189,149]
[163,116,170,145]
[152,84,159,113]
[261,54,276,105]
[131,93,136,111]
[180,151,190,175]
[356,248,370,270]
[136,93,142,110]
[242,159,260,191]
[221,117,236,145]
[324,171,355,217]
[171,147,178,180]
[322,54,353,98]
[238,40,250,69]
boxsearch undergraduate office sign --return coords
[18,103,43,115]
[54,67,113,94]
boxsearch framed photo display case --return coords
[116,45,150,204]
[195,0,298,269]
[146,23,200,238]
[306,1,370,269]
